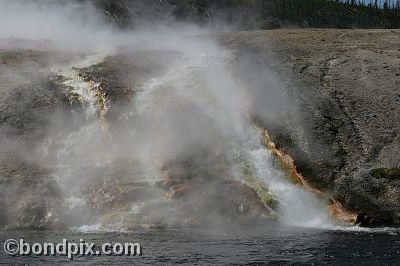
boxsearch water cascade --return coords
[51,37,344,230]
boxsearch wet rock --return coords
[356,212,372,227]
[159,153,277,227]
[0,49,75,230]
[78,50,180,124]
[0,158,64,230]
[81,159,159,213]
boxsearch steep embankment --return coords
[0,29,399,229]
[221,29,400,226]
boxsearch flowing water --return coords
[4,35,394,265]
[48,38,334,231]
[1,2,399,264]
[1,48,392,266]
[1,227,400,265]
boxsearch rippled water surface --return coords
[1,227,399,265]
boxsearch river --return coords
[1,226,399,265]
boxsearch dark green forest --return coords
[259,0,400,28]
[198,0,400,28]
[96,0,400,29]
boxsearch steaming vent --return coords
[0,0,350,231]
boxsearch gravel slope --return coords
[221,29,400,225]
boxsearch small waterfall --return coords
[245,129,331,227]
[55,54,109,121]
[49,41,333,229]
[130,41,333,228]
[51,54,113,224]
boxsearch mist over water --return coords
[128,40,332,228]
[52,36,331,229]
[0,0,333,230]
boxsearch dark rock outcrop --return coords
[157,153,276,226]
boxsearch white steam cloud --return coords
[0,0,331,230]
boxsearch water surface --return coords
[1,226,399,265]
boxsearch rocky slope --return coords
[0,49,73,229]
[0,47,278,230]
[0,29,399,228]
[221,29,400,226]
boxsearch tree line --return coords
[95,0,400,29]
[258,0,400,28]
[190,0,400,28]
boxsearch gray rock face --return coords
[0,50,73,229]
[222,29,400,226]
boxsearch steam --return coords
[0,0,331,230]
